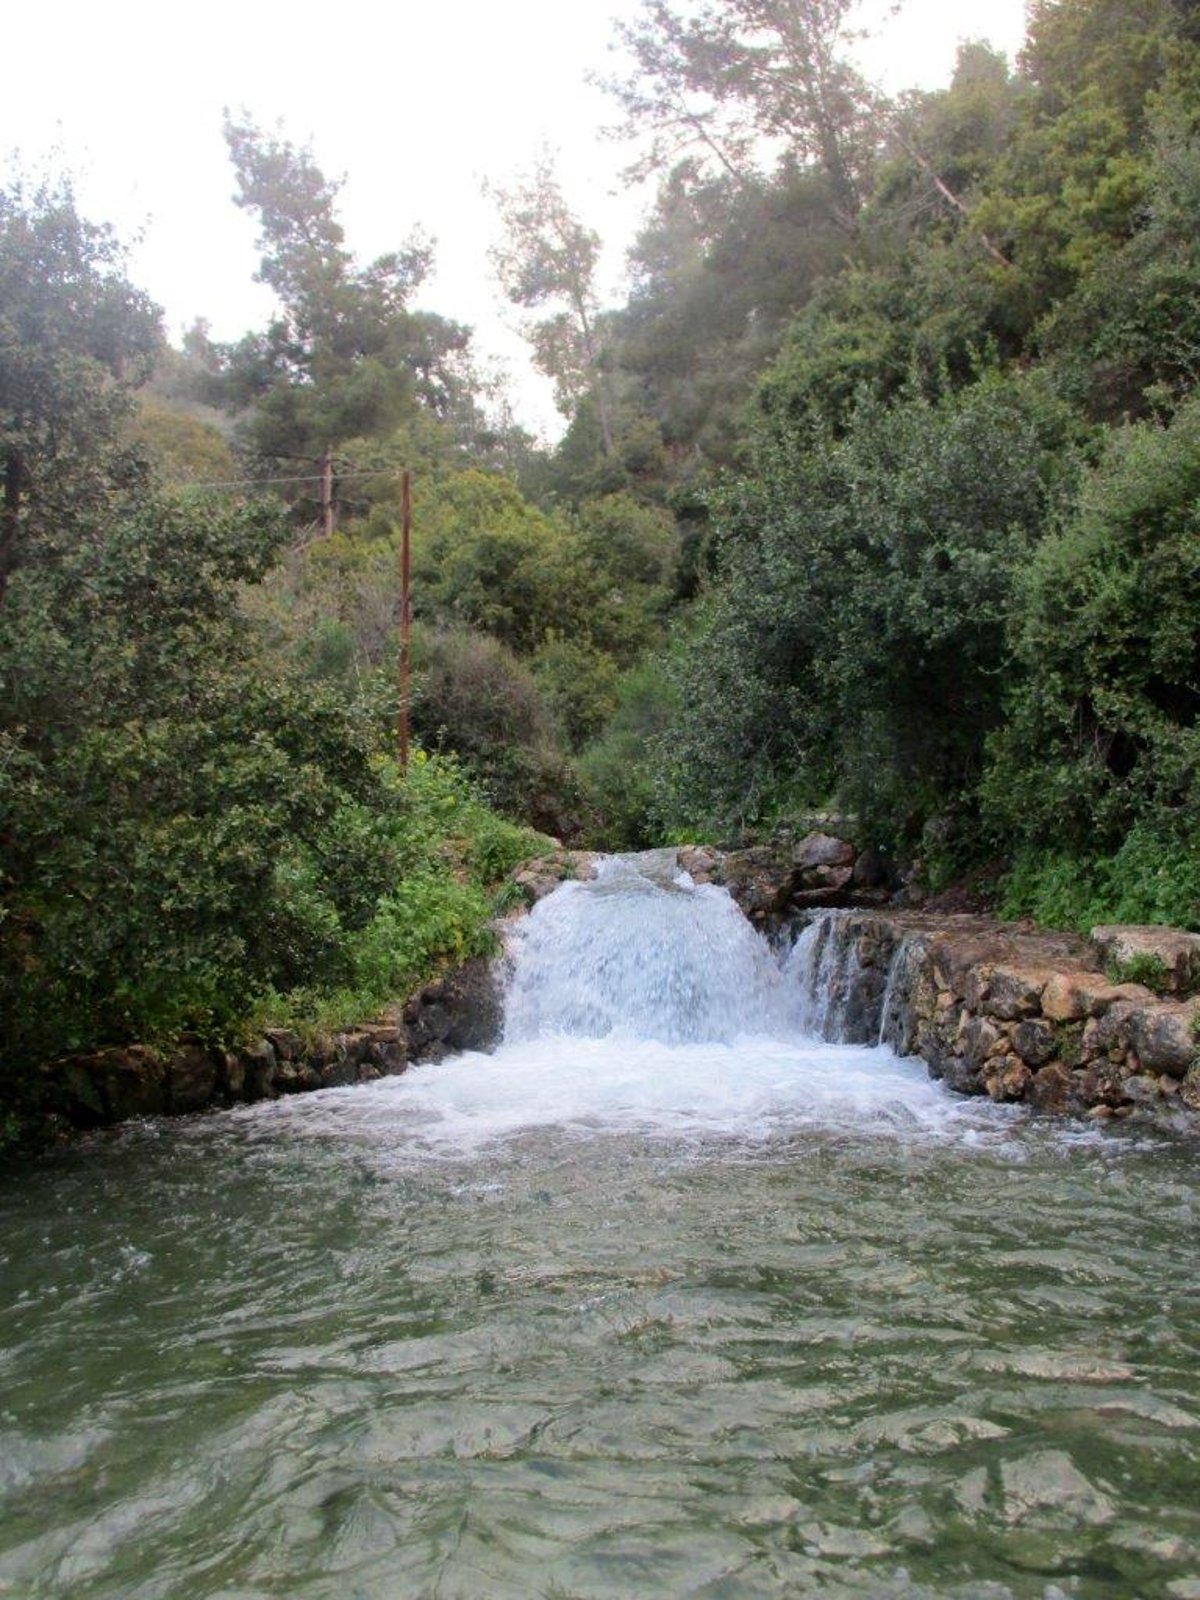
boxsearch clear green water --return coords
[1,1044,1199,1600]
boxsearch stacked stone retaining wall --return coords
[794,910,1200,1126]
[40,957,503,1135]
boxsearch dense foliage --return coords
[575,0,1200,930]
[0,182,545,1135]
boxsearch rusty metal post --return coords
[320,450,334,539]
[399,469,412,772]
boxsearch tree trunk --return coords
[0,444,23,608]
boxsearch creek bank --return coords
[797,908,1200,1126]
[36,958,504,1137]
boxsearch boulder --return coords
[794,832,855,871]
[677,845,719,883]
[1012,1018,1057,1068]
[406,957,503,1061]
[361,1024,408,1076]
[512,851,599,906]
[1081,999,1141,1062]
[241,1038,279,1100]
[1028,1062,1074,1114]
[715,847,799,922]
[984,1055,1032,1102]
[1127,1000,1200,1077]
[1091,925,1200,996]
[985,966,1051,1021]
[1077,1058,1130,1107]
[1042,972,1153,1021]
[958,1014,1003,1071]
[165,1043,219,1114]
[92,1045,168,1120]
[275,1061,322,1094]
[221,1052,246,1101]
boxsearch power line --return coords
[167,465,410,493]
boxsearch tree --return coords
[970,0,1190,307]
[212,115,471,483]
[1040,91,1200,419]
[984,395,1200,857]
[0,178,161,604]
[652,374,1082,848]
[490,156,615,452]
[612,159,848,460]
[605,0,879,226]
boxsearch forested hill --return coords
[2,0,1199,1125]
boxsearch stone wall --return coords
[801,910,1200,1127]
[41,957,504,1135]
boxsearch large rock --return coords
[1091,925,1200,996]
[241,1038,279,1100]
[512,851,599,906]
[1041,972,1153,1021]
[715,847,799,923]
[405,957,504,1060]
[165,1043,219,1114]
[1127,1000,1200,1077]
[794,832,855,871]
[92,1045,168,1120]
[677,845,719,883]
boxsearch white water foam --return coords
[229,857,1021,1157]
[503,854,796,1045]
[249,1033,1018,1156]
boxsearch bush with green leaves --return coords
[577,657,680,848]
[0,473,549,1085]
[1001,826,1200,935]
[652,373,1083,850]
[984,395,1200,922]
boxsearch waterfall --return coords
[268,859,1000,1153]
[504,864,918,1051]
[784,909,911,1046]
[503,854,795,1045]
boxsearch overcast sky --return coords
[3,0,1028,436]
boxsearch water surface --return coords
[2,863,1198,1599]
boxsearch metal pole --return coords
[321,450,334,539]
[399,469,412,773]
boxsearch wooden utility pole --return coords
[320,450,334,539]
[398,469,413,772]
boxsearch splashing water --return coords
[503,853,796,1046]
[316,858,1011,1157]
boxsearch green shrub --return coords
[1107,952,1171,992]
[1001,824,1200,933]
[578,657,680,848]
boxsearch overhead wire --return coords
[167,464,409,492]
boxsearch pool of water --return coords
[2,1033,1199,1599]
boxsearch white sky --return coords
[2,0,1027,437]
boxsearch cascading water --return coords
[784,907,915,1047]
[364,859,996,1152]
[504,853,796,1045]
[4,856,1199,1600]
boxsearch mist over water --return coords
[2,858,1199,1598]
